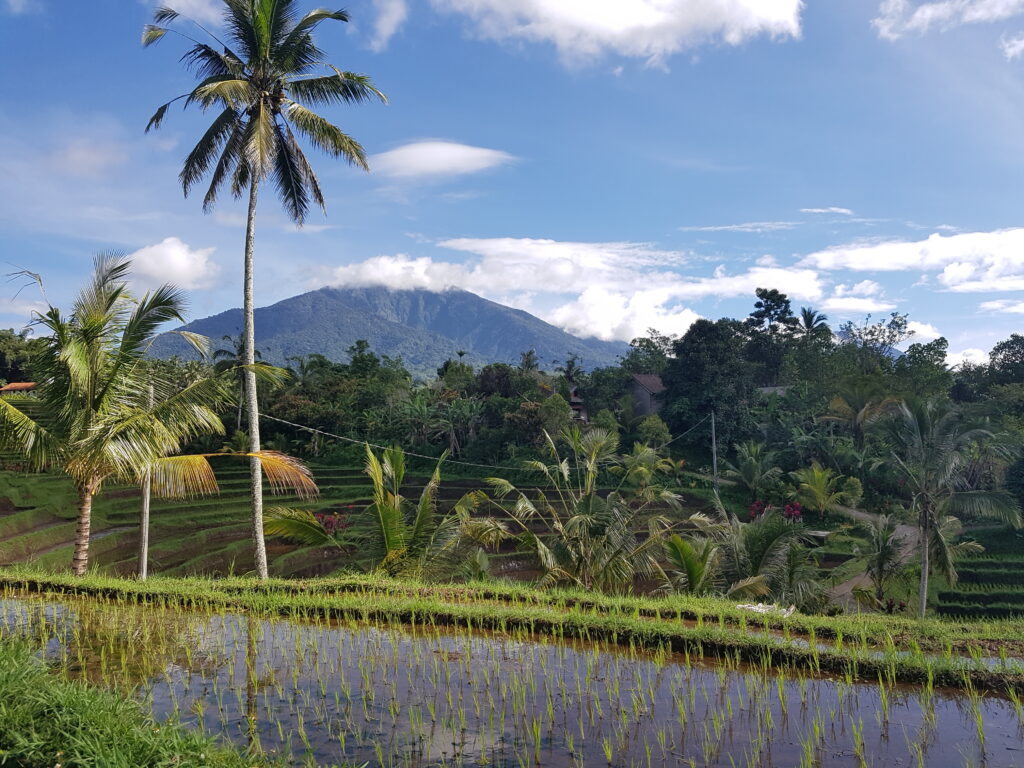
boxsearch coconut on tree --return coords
[143,0,386,578]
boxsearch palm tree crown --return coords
[0,256,231,574]
[144,0,386,222]
[887,399,1021,617]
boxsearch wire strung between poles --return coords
[258,411,711,472]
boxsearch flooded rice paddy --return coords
[1,593,1023,768]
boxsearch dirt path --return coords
[829,506,919,609]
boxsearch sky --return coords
[2,0,1024,366]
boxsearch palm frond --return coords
[142,25,170,47]
[265,507,338,547]
[247,450,318,498]
[287,69,387,106]
[284,102,368,169]
[150,454,219,498]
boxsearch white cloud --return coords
[370,141,516,179]
[834,280,883,297]
[907,320,942,340]
[154,0,222,24]
[128,237,220,291]
[426,0,803,65]
[1001,31,1024,58]
[0,297,47,325]
[801,206,854,215]
[803,228,1024,292]
[947,347,989,366]
[4,0,39,14]
[980,298,1024,313]
[821,296,898,314]
[50,139,126,178]
[874,0,1024,40]
[370,0,409,51]
[321,236,823,341]
[679,221,797,233]
[548,287,701,342]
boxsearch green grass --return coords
[2,567,1022,692]
[0,640,281,768]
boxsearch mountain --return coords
[150,286,629,376]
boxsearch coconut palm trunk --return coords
[138,384,155,580]
[917,506,930,619]
[143,1,385,579]
[72,482,96,576]
[243,178,268,580]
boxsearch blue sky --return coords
[2,0,1024,365]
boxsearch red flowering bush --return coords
[314,511,351,536]
[782,502,803,521]
[749,500,767,519]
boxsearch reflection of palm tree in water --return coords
[245,614,261,754]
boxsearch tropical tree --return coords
[0,256,315,575]
[823,380,895,451]
[796,307,829,340]
[887,399,1021,618]
[724,441,782,501]
[266,445,503,577]
[789,462,846,518]
[519,349,540,373]
[658,534,768,598]
[483,428,677,593]
[144,0,386,579]
[853,514,905,602]
[717,509,819,610]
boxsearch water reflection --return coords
[1,595,1021,767]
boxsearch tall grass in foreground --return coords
[0,640,280,767]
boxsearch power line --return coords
[260,410,710,473]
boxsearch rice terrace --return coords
[1,2,1024,768]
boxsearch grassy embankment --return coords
[0,640,286,768]
[2,567,1022,692]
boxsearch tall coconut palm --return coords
[887,399,1021,618]
[143,1,385,579]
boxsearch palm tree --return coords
[483,428,677,594]
[789,462,845,518]
[519,349,540,373]
[823,380,895,451]
[555,354,583,384]
[266,445,503,577]
[144,1,385,579]
[716,506,819,609]
[724,441,782,501]
[658,534,768,598]
[0,258,239,573]
[854,514,905,602]
[797,307,829,339]
[887,399,1021,618]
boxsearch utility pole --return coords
[710,410,719,493]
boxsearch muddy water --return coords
[1,594,1021,768]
